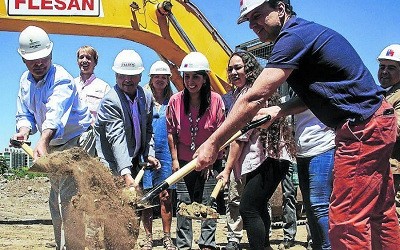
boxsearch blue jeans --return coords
[297,148,334,250]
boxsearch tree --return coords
[0,156,8,174]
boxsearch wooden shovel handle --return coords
[134,167,145,184]
[210,179,224,199]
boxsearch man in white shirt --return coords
[75,45,110,124]
[12,26,95,249]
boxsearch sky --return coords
[1,0,400,150]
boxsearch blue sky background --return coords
[1,0,400,150]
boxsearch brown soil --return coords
[19,147,141,249]
[0,176,312,250]
[4,147,372,249]
[178,202,219,220]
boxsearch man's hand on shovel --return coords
[140,115,271,204]
[9,138,34,158]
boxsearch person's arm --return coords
[12,126,31,142]
[392,98,400,135]
[217,140,244,185]
[167,133,180,173]
[165,95,180,172]
[253,96,308,129]
[195,67,293,171]
[41,78,76,140]
[15,77,37,136]
[99,96,133,176]
[143,89,155,159]
[34,128,56,159]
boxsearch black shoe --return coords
[225,241,241,250]
[278,239,295,249]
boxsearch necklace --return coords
[188,111,201,151]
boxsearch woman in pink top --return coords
[166,52,225,250]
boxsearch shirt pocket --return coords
[85,93,104,112]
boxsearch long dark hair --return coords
[261,93,297,159]
[183,70,211,118]
[228,51,295,159]
[228,51,263,90]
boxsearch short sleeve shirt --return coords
[166,91,225,162]
[267,17,384,127]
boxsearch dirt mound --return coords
[178,202,219,220]
[34,147,140,249]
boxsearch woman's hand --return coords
[147,156,161,169]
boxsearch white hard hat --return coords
[178,52,210,72]
[237,0,267,24]
[112,49,145,75]
[149,61,172,76]
[377,44,400,62]
[18,26,53,60]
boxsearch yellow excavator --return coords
[0,0,232,94]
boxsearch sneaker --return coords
[306,239,313,250]
[225,241,241,250]
[278,239,295,249]
[162,235,176,250]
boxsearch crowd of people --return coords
[10,0,400,249]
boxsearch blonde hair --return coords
[76,45,98,64]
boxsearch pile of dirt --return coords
[178,202,219,220]
[33,147,140,249]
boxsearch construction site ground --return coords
[1,176,399,249]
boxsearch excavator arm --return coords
[0,0,231,93]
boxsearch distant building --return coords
[0,147,33,169]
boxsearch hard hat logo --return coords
[149,60,172,76]
[112,49,144,75]
[378,44,400,62]
[18,26,53,61]
[28,40,42,50]
[178,52,210,72]
[121,62,136,67]
[237,0,266,24]
[386,49,395,57]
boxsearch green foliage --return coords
[0,156,7,175]
[2,166,47,180]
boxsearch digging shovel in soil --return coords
[9,138,33,156]
[178,178,224,220]
[122,162,161,212]
[9,139,46,173]
[141,115,272,203]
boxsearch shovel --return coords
[9,138,34,157]
[125,162,161,212]
[178,178,224,220]
[135,162,152,185]
[141,115,271,203]
[9,138,46,173]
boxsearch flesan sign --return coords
[6,0,102,16]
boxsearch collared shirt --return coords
[16,64,91,146]
[74,74,110,122]
[166,91,225,162]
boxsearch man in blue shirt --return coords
[12,26,95,249]
[195,1,400,249]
